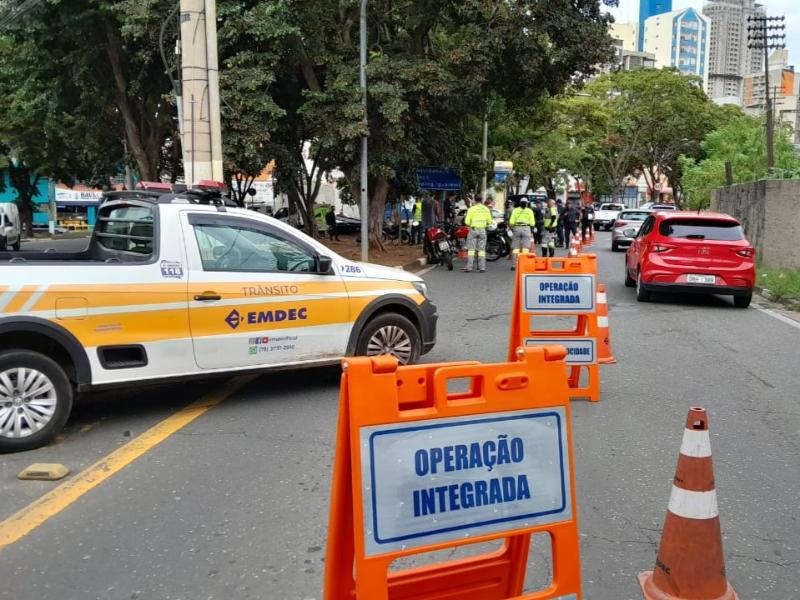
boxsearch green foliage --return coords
[758,266,800,301]
[681,115,800,209]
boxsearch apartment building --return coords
[643,8,711,88]
[703,0,766,101]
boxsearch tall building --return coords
[643,8,711,88]
[610,22,639,52]
[638,0,672,51]
[703,0,766,101]
[743,50,800,144]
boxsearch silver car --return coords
[611,209,652,251]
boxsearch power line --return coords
[747,14,786,173]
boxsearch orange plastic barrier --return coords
[324,347,582,600]
[508,254,600,402]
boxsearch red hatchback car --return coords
[625,211,756,308]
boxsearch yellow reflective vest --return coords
[464,203,492,229]
[509,207,535,226]
[413,201,422,221]
[544,206,558,230]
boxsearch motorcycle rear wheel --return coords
[485,239,503,262]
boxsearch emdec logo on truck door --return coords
[224,308,308,330]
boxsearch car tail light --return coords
[734,247,755,258]
[651,243,674,253]
[615,220,627,228]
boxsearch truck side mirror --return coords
[316,255,333,274]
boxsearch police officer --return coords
[508,198,535,270]
[411,197,423,244]
[463,198,493,273]
[565,202,580,246]
[533,200,544,246]
[581,202,594,240]
[542,199,559,257]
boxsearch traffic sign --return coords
[359,407,571,555]
[525,338,596,365]
[415,167,462,191]
[523,274,596,313]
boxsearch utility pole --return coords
[747,14,786,175]
[481,117,488,202]
[359,0,368,262]
[179,0,223,186]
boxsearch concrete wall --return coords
[711,179,800,268]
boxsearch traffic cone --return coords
[583,228,592,246]
[568,235,579,256]
[596,284,616,365]
[638,407,739,600]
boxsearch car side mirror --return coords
[316,254,333,274]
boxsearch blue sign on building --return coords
[415,167,462,191]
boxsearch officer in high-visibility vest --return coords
[542,198,559,257]
[411,198,423,244]
[508,198,535,270]
[462,198,493,273]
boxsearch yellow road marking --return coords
[0,375,255,551]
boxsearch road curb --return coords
[754,285,800,311]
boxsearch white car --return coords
[594,203,626,231]
[611,209,652,251]
[0,203,21,251]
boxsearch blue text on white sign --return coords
[523,275,595,313]
[358,408,571,556]
[524,338,596,365]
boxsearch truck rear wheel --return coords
[0,350,73,453]
[356,313,421,365]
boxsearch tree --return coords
[585,69,725,204]
[0,27,123,233]
[680,115,800,209]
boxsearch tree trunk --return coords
[104,25,159,181]
[368,175,389,252]
[7,161,39,237]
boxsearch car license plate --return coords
[687,274,715,284]
[438,240,450,251]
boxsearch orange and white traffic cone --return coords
[583,228,592,246]
[568,234,579,256]
[596,283,616,364]
[638,407,739,600]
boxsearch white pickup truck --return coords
[593,203,626,231]
[0,188,437,452]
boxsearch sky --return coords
[604,0,799,67]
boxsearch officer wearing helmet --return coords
[508,198,535,270]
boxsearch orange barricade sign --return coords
[324,347,582,600]
[508,254,600,402]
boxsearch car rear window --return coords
[658,219,744,241]
[619,211,649,221]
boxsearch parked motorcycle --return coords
[382,222,411,244]
[445,222,510,263]
[485,222,511,262]
[424,223,455,271]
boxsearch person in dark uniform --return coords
[581,203,594,240]
[325,208,339,241]
[565,202,580,243]
[533,200,544,246]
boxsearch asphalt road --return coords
[0,232,798,600]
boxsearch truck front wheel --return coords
[0,350,73,453]
[356,313,421,365]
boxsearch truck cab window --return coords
[193,223,316,273]
[95,205,155,255]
